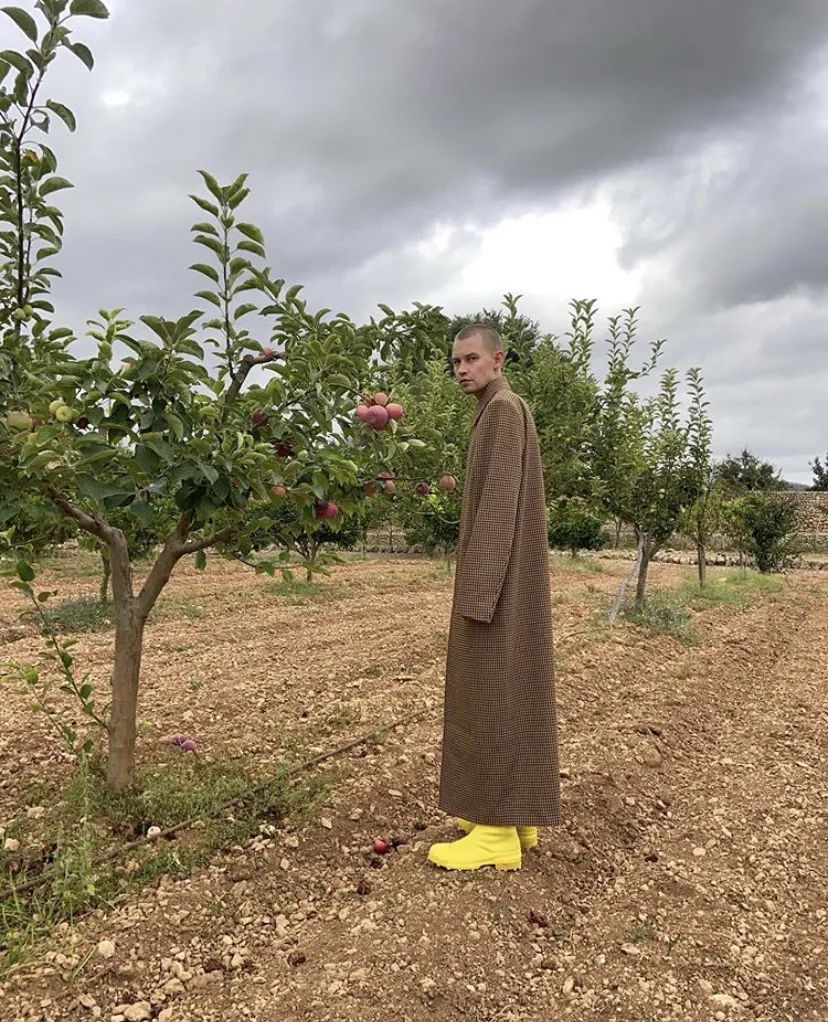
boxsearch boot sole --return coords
[429,857,522,872]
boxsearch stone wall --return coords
[786,491,828,534]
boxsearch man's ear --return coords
[494,349,506,368]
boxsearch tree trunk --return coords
[607,532,644,625]
[697,542,707,587]
[106,601,146,790]
[99,547,111,604]
[614,517,623,549]
[634,542,652,612]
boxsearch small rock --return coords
[3,837,20,853]
[96,939,116,959]
[698,979,714,996]
[287,951,307,967]
[643,746,662,768]
[123,1003,151,1022]
[620,943,641,956]
[562,975,575,995]
[710,993,739,1008]
[147,826,162,841]
[320,817,333,830]
[692,847,707,858]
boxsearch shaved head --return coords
[454,323,503,354]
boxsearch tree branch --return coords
[223,350,286,412]
[43,486,113,545]
[178,529,233,555]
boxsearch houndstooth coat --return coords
[438,375,561,827]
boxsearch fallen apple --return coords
[372,837,390,855]
[181,739,197,753]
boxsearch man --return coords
[428,323,561,872]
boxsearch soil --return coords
[1,553,826,1021]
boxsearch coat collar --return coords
[473,374,511,426]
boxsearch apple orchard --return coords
[1,0,726,795]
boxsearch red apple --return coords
[251,410,267,428]
[372,392,389,407]
[324,502,339,519]
[415,481,431,497]
[271,484,287,498]
[438,474,456,491]
[384,480,396,495]
[355,404,371,421]
[373,837,390,855]
[365,406,390,430]
[181,739,197,753]
[386,403,403,421]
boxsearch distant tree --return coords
[728,492,799,573]
[810,453,828,491]
[716,449,783,494]
[547,497,608,558]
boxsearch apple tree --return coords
[1,4,433,789]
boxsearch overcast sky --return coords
[13,0,828,482]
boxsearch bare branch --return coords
[224,350,286,411]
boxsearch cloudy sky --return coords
[19,0,828,482]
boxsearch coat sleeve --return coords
[454,397,525,624]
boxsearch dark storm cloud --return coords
[8,0,828,479]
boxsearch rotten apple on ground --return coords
[372,837,391,855]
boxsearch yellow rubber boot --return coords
[455,817,538,851]
[428,825,521,871]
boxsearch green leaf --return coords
[69,0,110,18]
[237,222,264,245]
[40,176,74,196]
[0,48,32,74]
[195,290,222,309]
[197,169,224,201]
[194,549,207,571]
[189,194,219,217]
[67,41,94,70]
[45,99,76,131]
[128,499,154,526]
[164,410,185,441]
[16,561,35,582]
[76,476,132,503]
[194,234,224,258]
[233,302,257,320]
[2,7,38,42]
[236,240,266,258]
[189,262,219,284]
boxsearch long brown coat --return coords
[438,375,561,827]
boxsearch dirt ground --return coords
[1,553,826,1021]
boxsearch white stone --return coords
[96,939,116,959]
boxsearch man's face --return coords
[451,335,504,394]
